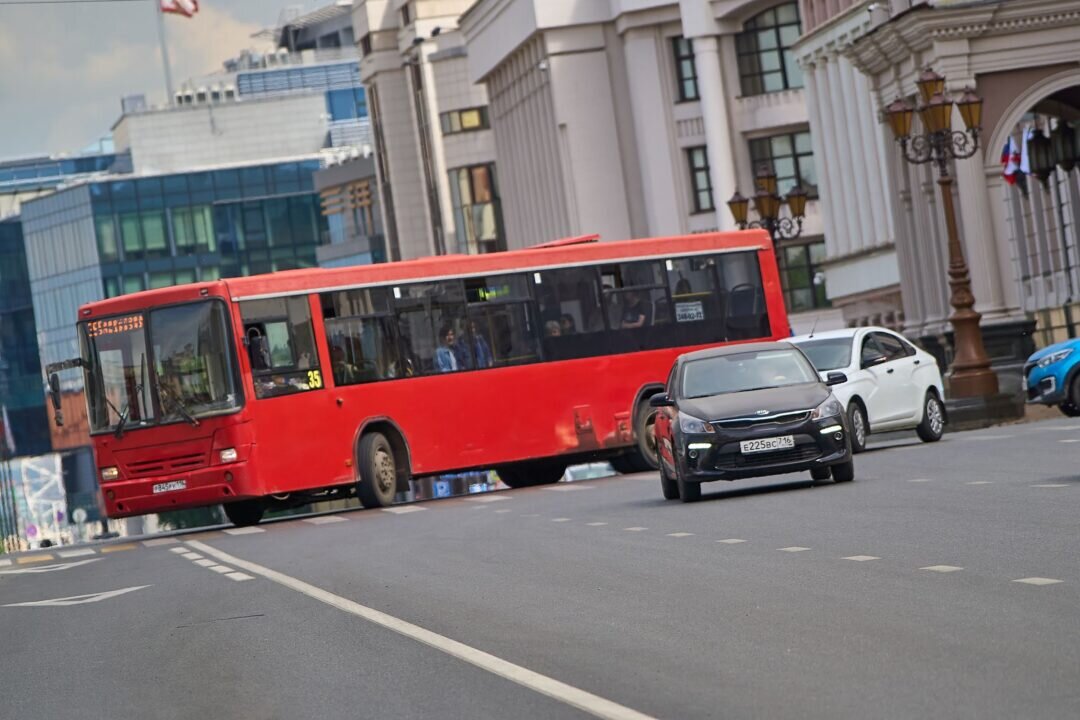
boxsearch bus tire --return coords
[224,500,264,527]
[357,432,398,509]
[611,400,662,474]
[498,461,565,489]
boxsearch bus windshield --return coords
[81,300,241,434]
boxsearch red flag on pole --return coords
[161,0,199,18]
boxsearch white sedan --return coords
[790,327,946,452]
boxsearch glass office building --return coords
[0,218,50,457]
[21,158,330,380]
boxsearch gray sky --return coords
[0,0,328,160]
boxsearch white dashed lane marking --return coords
[586,522,608,527]
[57,548,96,558]
[226,571,255,582]
[779,547,811,553]
[223,526,265,535]
[717,539,746,544]
[181,552,204,561]
[302,516,348,525]
[544,485,594,492]
[466,495,511,503]
[1058,439,1080,444]
[966,481,993,485]
[908,478,933,483]
[1033,484,1069,488]
[209,565,233,574]
[921,565,963,573]
[551,518,571,523]
[623,527,648,532]
[142,538,179,547]
[968,435,1012,441]
[169,547,188,554]
[667,532,694,538]
[1014,577,1063,586]
[382,505,426,514]
[193,559,218,568]
[494,509,512,514]
[843,555,880,562]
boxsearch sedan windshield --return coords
[792,337,852,372]
[81,301,240,434]
[682,348,819,398]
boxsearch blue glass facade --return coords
[0,153,131,193]
[0,219,50,457]
[236,62,367,122]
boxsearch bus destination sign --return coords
[87,314,144,338]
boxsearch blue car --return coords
[1025,339,1080,416]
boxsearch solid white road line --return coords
[716,539,746,545]
[1013,577,1063,586]
[57,548,97,558]
[187,540,656,720]
[667,533,694,538]
[142,538,180,547]
[302,516,348,525]
[843,555,880,562]
[223,527,265,535]
[921,565,963,573]
[382,505,426,514]
[778,547,810,553]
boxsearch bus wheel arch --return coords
[355,419,412,507]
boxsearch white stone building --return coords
[459,0,842,330]
[795,0,1080,391]
[353,0,504,261]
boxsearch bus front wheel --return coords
[357,432,398,509]
[224,500,264,527]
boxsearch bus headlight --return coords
[219,448,238,463]
[101,466,119,481]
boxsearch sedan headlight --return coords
[811,395,844,420]
[1037,349,1073,369]
[679,414,715,433]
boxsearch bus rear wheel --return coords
[357,432,398,509]
[224,500,264,527]
[611,401,661,473]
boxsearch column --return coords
[692,36,738,231]
[849,64,890,246]
[801,62,838,253]
[820,57,858,256]
[835,58,876,252]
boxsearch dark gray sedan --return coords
[651,341,854,502]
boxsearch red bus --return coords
[48,231,788,526]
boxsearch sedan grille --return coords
[713,443,820,470]
[711,411,811,430]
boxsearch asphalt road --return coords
[3,417,1080,720]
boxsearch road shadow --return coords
[627,475,851,508]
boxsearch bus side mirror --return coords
[649,394,675,408]
[49,373,64,427]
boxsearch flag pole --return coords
[156,1,176,106]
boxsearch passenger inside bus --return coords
[435,324,460,372]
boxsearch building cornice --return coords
[792,0,880,66]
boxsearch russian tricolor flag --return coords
[1001,136,1021,185]
[161,0,199,18]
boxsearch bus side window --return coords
[239,297,325,398]
[319,289,402,385]
[719,253,769,339]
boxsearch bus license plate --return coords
[739,436,795,454]
[152,480,187,494]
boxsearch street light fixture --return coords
[726,165,806,244]
[885,68,998,399]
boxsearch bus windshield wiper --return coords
[114,354,147,439]
[159,383,200,427]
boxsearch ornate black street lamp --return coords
[885,68,998,399]
[727,165,807,244]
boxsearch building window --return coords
[686,147,714,213]
[448,164,504,254]
[359,34,372,57]
[440,107,490,135]
[748,130,817,197]
[326,88,368,121]
[736,2,803,96]
[400,2,412,25]
[672,37,699,102]
[780,240,829,312]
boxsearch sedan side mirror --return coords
[649,394,675,408]
[826,371,848,386]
